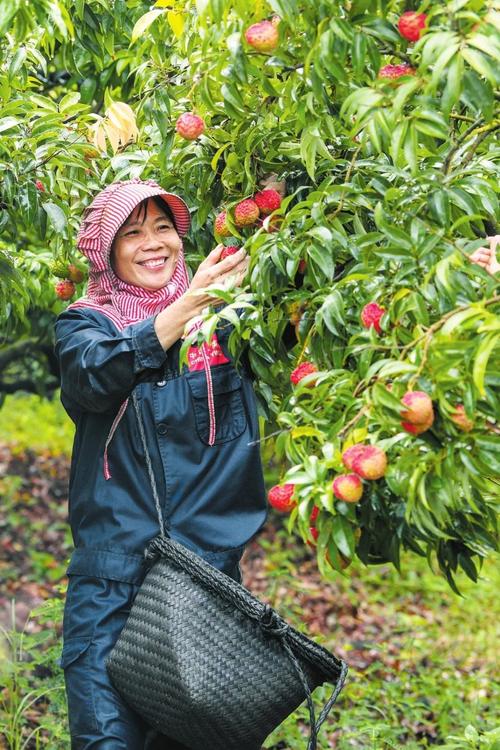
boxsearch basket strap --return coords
[132,390,169,539]
[260,605,348,750]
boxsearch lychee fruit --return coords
[401,391,433,425]
[310,505,320,524]
[450,405,474,432]
[244,20,279,53]
[67,264,85,283]
[351,445,387,480]
[333,474,363,503]
[55,280,76,300]
[268,483,296,512]
[254,189,282,215]
[175,113,205,140]
[361,302,385,334]
[214,211,232,237]
[307,526,319,548]
[290,361,318,387]
[402,414,434,435]
[220,245,240,261]
[234,199,260,227]
[378,64,416,80]
[35,180,45,192]
[398,11,427,42]
[298,259,307,274]
[341,444,367,472]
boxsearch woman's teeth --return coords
[141,257,167,269]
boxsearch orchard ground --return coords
[0,393,498,750]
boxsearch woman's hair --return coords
[129,195,177,230]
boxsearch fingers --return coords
[469,247,491,268]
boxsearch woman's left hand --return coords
[469,235,500,276]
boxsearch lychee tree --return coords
[1,0,499,589]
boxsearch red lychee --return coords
[351,445,387,480]
[220,245,240,261]
[244,20,279,53]
[310,505,320,524]
[341,444,367,472]
[398,11,427,42]
[214,211,232,237]
[450,405,474,432]
[378,64,416,80]
[402,414,434,435]
[268,483,296,512]
[234,199,260,227]
[298,259,307,274]
[290,361,318,387]
[400,391,434,425]
[35,180,45,192]
[175,113,205,140]
[55,280,76,300]
[254,189,282,215]
[361,302,385,334]
[306,526,319,548]
[333,474,363,503]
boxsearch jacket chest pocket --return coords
[185,366,247,445]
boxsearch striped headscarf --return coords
[68,177,192,327]
[67,178,218,479]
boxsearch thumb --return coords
[206,244,224,264]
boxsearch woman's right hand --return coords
[186,245,250,312]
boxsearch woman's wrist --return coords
[153,293,204,351]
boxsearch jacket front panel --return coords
[55,307,268,584]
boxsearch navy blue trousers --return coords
[60,560,242,749]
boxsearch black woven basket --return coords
[106,392,348,750]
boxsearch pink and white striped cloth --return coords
[67,178,217,479]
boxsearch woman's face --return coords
[110,198,182,290]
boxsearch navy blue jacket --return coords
[54,307,268,585]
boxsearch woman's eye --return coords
[159,224,173,230]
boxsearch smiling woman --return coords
[53,177,260,750]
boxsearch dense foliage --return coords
[0,0,499,587]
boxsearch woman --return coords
[55,177,267,749]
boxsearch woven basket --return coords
[106,535,347,750]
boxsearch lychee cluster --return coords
[51,260,86,300]
[214,188,284,239]
[331,444,388,504]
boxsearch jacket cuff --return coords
[128,316,167,370]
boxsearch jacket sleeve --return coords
[54,308,167,413]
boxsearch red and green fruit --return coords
[253,189,282,215]
[333,474,363,503]
[214,211,232,237]
[175,112,205,140]
[234,199,260,227]
[360,302,385,334]
[244,20,279,52]
[378,64,416,79]
[55,280,76,300]
[343,444,387,480]
[400,391,434,425]
[450,405,474,432]
[402,415,434,435]
[290,361,318,386]
[398,11,427,42]
[220,245,240,261]
[268,483,297,512]
[35,180,45,192]
[67,264,85,283]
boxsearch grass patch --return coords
[0,393,74,455]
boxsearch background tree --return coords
[0,0,498,588]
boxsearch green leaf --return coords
[131,9,165,43]
[42,202,67,233]
[473,333,498,396]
